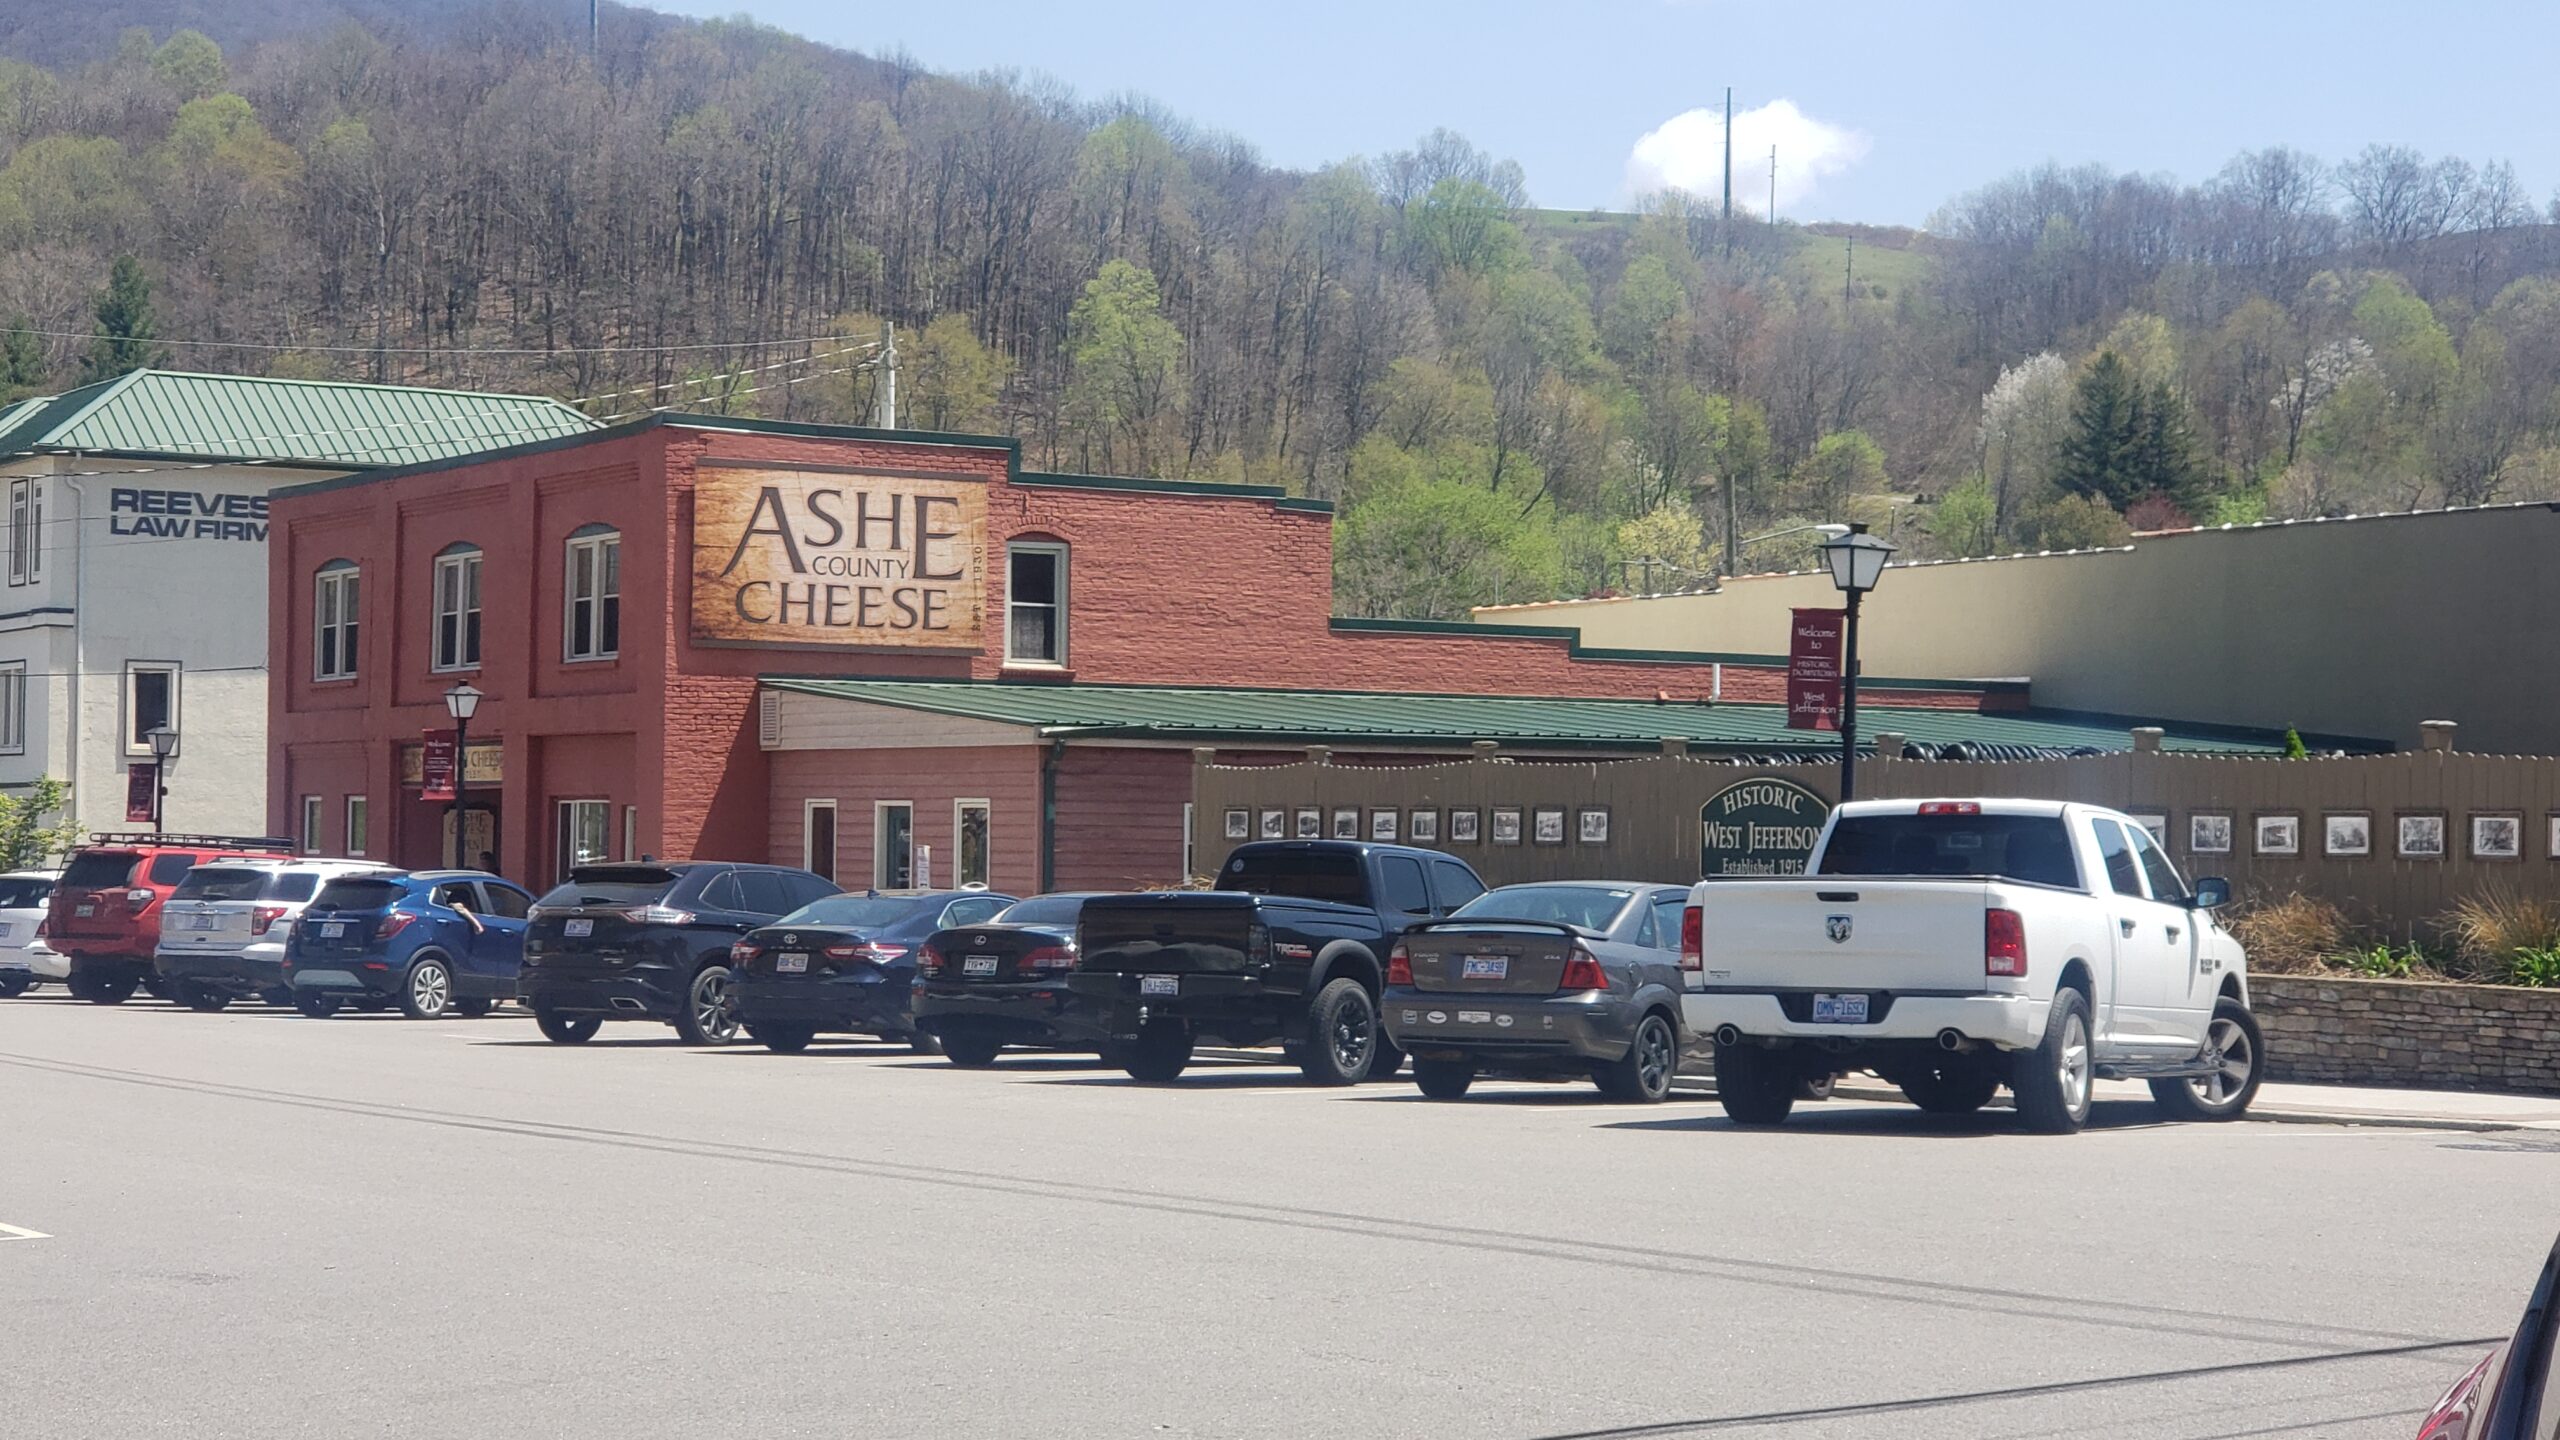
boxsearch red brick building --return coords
[268,417,2028,894]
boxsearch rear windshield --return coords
[0,876,52,908]
[265,872,322,902]
[1221,849,1368,906]
[173,867,276,902]
[63,852,138,888]
[776,896,929,929]
[1817,814,2082,889]
[312,878,405,911]
[995,895,1091,926]
[1453,885,1634,932]
[538,870,681,908]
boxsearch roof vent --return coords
[757,689,782,750]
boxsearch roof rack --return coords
[85,832,299,851]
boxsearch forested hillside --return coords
[5,5,2560,616]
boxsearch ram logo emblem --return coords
[1826,914,1854,944]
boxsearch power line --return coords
[2,327,876,358]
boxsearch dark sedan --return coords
[1383,881,1696,1103]
[2415,1229,2557,1439]
[730,889,1016,1053]
[912,892,1113,1067]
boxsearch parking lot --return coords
[3,992,2551,1439]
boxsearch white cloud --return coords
[1624,99,1870,214]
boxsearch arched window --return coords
[1005,539,1068,666]
[564,524,619,661]
[431,542,482,672]
[313,559,360,681]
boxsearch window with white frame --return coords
[1005,542,1067,666]
[0,663,24,754]
[431,544,483,672]
[954,799,990,887]
[345,795,369,857]
[8,478,41,586]
[300,796,323,855]
[875,801,913,889]
[314,561,360,680]
[124,662,178,755]
[556,799,612,881]
[565,526,620,661]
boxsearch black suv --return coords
[519,862,839,1045]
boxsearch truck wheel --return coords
[2149,999,2264,1122]
[182,984,231,1014]
[1119,1021,1193,1082]
[1413,1057,1475,1099]
[675,964,740,1045]
[535,1007,602,1044]
[0,975,26,999]
[294,992,342,1019]
[1712,1041,1796,1126]
[941,1030,1003,1068]
[2012,988,2095,1134]
[755,1022,816,1054]
[1299,978,1379,1086]
[1599,1012,1679,1103]
[1893,1060,2000,1115]
[81,970,138,1005]
[400,956,453,1020]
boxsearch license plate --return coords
[191,913,220,930]
[777,952,808,974]
[1811,992,1870,1024]
[320,922,346,939]
[1459,954,1508,980]
[76,904,95,917]
[564,919,594,938]
[963,954,1000,976]
[1458,1010,1492,1025]
[1140,974,1180,996]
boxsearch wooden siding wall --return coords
[1193,747,2560,935]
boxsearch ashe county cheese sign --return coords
[1699,777,1830,877]
[691,464,986,649]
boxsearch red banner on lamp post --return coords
[420,729,458,802]
[126,764,157,823]
[1786,607,1845,731]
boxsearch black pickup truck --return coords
[1068,841,1488,1084]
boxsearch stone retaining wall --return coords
[2253,975,2560,1095]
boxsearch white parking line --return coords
[0,1221,51,1241]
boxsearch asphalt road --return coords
[3,990,2553,1440]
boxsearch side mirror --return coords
[2191,876,2230,910]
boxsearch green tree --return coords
[1065,259,1184,475]
[83,255,164,382]
[0,318,44,401]
[1614,500,1710,589]
[908,313,1012,433]
[0,776,81,870]
[1401,178,1522,282]
[1929,475,1999,558]
[1799,429,1889,515]
[2055,351,2152,509]
[1333,475,1563,618]
[150,30,227,99]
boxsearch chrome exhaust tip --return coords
[1714,1025,1742,1047]
[610,997,647,1012]
[1936,1028,1966,1051]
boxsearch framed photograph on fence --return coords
[1409,809,1439,843]
[1370,808,1398,842]
[1224,809,1250,841]
[1532,808,1566,845]
[1294,807,1321,839]
[1491,808,1523,845]
[2397,813,2446,859]
[1331,807,1359,840]
[2188,812,2233,855]
[1448,809,1480,843]
[2253,814,2300,857]
[2471,813,2523,860]
[2129,811,2169,846]
[2324,813,2370,857]
[1257,809,1285,840]
[1578,808,1611,844]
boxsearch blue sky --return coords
[649,0,2560,226]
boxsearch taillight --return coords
[1556,946,1607,992]
[731,940,762,963]
[252,905,288,932]
[125,888,154,910]
[918,943,946,976]
[1020,944,1076,974]
[620,905,696,925]
[1386,941,1412,987]
[375,913,415,940]
[1985,908,2027,977]
[1679,904,1702,972]
[825,942,910,966]
[1919,801,1982,816]
[1247,922,1272,967]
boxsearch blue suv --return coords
[281,870,536,1019]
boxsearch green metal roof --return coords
[0,370,596,468]
[759,678,2303,755]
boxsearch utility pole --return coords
[872,320,898,429]
[590,0,599,56]
[1720,87,1733,262]
[1769,146,1778,223]
[1845,236,1855,302]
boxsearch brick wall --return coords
[766,746,1042,895]
[1050,747,1194,890]
[2254,976,2560,1095]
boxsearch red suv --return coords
[50,834,295,1003]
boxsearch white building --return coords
[0,371,594,840]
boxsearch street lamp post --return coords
[146,724,178,836]
[1816,522,1896,802]
[444,682,482,869]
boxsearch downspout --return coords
[1039,737,1063,893]
[60,465,85,834]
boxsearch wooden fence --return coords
[1191,736,2560,936]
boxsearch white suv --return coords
[0,869,63,997]
[156,859,392,1011]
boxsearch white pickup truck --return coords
[1680,798,2259,1133]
